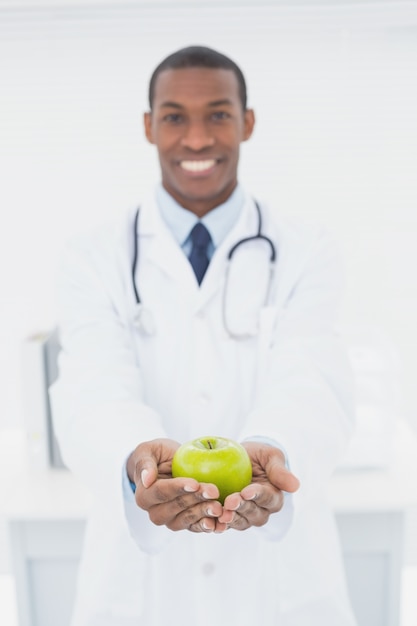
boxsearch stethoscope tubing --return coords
[131,208,141,305]
[131,199,276,307]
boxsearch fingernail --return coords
[207,507,215,516]
[202,491,211,499]
[184,484,197,492]
[202,520,211,531]
[141,469,149,486]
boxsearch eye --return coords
[163,113,183,124]
[211,111,231,121]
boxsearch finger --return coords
[220,488,276,524]
[136,477,199,509]
[225,514,252,531]
[135,454,159,488]
[219,501,256,530]
[198,482,221,501]
[243,442,300,493]
[213,520,229,533]
[189,517,217,533]
[217,508,234,524]
[226,499,270,530]
[218,494,252,527]
[166,493,223,523]
[222,492,242,512]
[133,438,181,488]
[139,480,222,527]
[240,484,284,513]
[141,479,218,504]
[217,493,243,523]
[166,501,223,532]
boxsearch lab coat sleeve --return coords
[239,225,355,540]
[49,229,171,552]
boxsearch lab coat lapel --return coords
[194,195,259,311]
[138,195,197,291]
[138,193,261,310]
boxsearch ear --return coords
[143,111,154,144]
[242,108,255,142]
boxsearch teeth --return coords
[180,159,216,172]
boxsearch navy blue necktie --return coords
[188,222,211,285]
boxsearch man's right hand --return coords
[127,439,225,533]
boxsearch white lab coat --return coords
[50,190,357,626]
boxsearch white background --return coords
[1,0,417,569]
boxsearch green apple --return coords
[171,435,252,504]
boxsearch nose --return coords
[180,120,215,151]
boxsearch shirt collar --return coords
[156,183,244,249]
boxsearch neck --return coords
[162,182,238,217]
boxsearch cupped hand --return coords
[127,439,223,533]
[217,442,300,531]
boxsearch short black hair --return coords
[148,45,247,110]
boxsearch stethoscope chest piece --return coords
[133,304,156,336]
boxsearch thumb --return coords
[135,453,158,489]
[128,438,180,489]
[267,458,300,493]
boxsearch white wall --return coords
[0,2,416,433]
[1,0,417,579]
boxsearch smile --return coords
[180,159,217,173]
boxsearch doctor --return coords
[51,46,357,626]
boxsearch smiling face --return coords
[144,67,255,217]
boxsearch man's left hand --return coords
[216,442,300,532]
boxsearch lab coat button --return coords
[202,562,215,576]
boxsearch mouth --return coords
[179,159,218,175]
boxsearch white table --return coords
[3,421,417,626]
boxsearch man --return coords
[51,46,357,626]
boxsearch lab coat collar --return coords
[137,190,262,310]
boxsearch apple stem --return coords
[207,440,213,449]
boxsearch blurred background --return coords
[0,1,416,624]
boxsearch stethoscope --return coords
[131,200,277,339]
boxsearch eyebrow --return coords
[208,99,234,107]
[159,101,183,109]
[159,98,235,109]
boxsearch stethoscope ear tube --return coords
[226,201,276,262]
[131,208,141,305]
[131,199,277,339]
[227,233,276,263]
[132,208,157,336]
